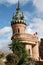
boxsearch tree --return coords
[0,53,4,58]
[6,53,19,65]
[6,39,35,65]
[9,39,27,58]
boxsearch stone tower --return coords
[11,0,26,35]
[11,0,39,61]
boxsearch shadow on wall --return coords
[39,38,43,59]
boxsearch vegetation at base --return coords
[0,53,4,58]
[6,39,35,65]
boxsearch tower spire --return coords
[11,0,27,26]
[16,0,20,11]
[18,0,19,8]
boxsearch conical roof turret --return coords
[11,0,26,26]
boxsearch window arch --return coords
[28,49,30,55]
[18,28,20,33]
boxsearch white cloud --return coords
[24,11,31,21]
[0,0,5,4]
[0,27,12,51]
[25,15,43,39]
[33,0,43,12]
[24,11,33,34]
[30,18,43,39]
[0,39,12,52]
[0,27,12,36]
[0,0,18,4]
[20,0,30,5]
[25,26,32,34]
[6,0,18,4]
[0,0,30,5]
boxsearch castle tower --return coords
[11,0,26,35]
[11,0,39,61]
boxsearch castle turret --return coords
[11,0,39,61]
[11,0,26,34]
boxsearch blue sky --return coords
[0,0,43,52]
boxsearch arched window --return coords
[28,49,30,55]
[18,28,20,33]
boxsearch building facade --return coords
[11,0,43,63]
[39,39,43,60]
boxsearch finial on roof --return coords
[16,0,20,11]
[18,0,19,8]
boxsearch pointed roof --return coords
[11,0,27,26]
[16,0,20,11]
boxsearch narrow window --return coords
[28,49,30,55]
[18,28,20,33]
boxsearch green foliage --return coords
[6,54,19,65]
[9,39,26,58]
[0,53,4,58]
[6,39,35,65]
